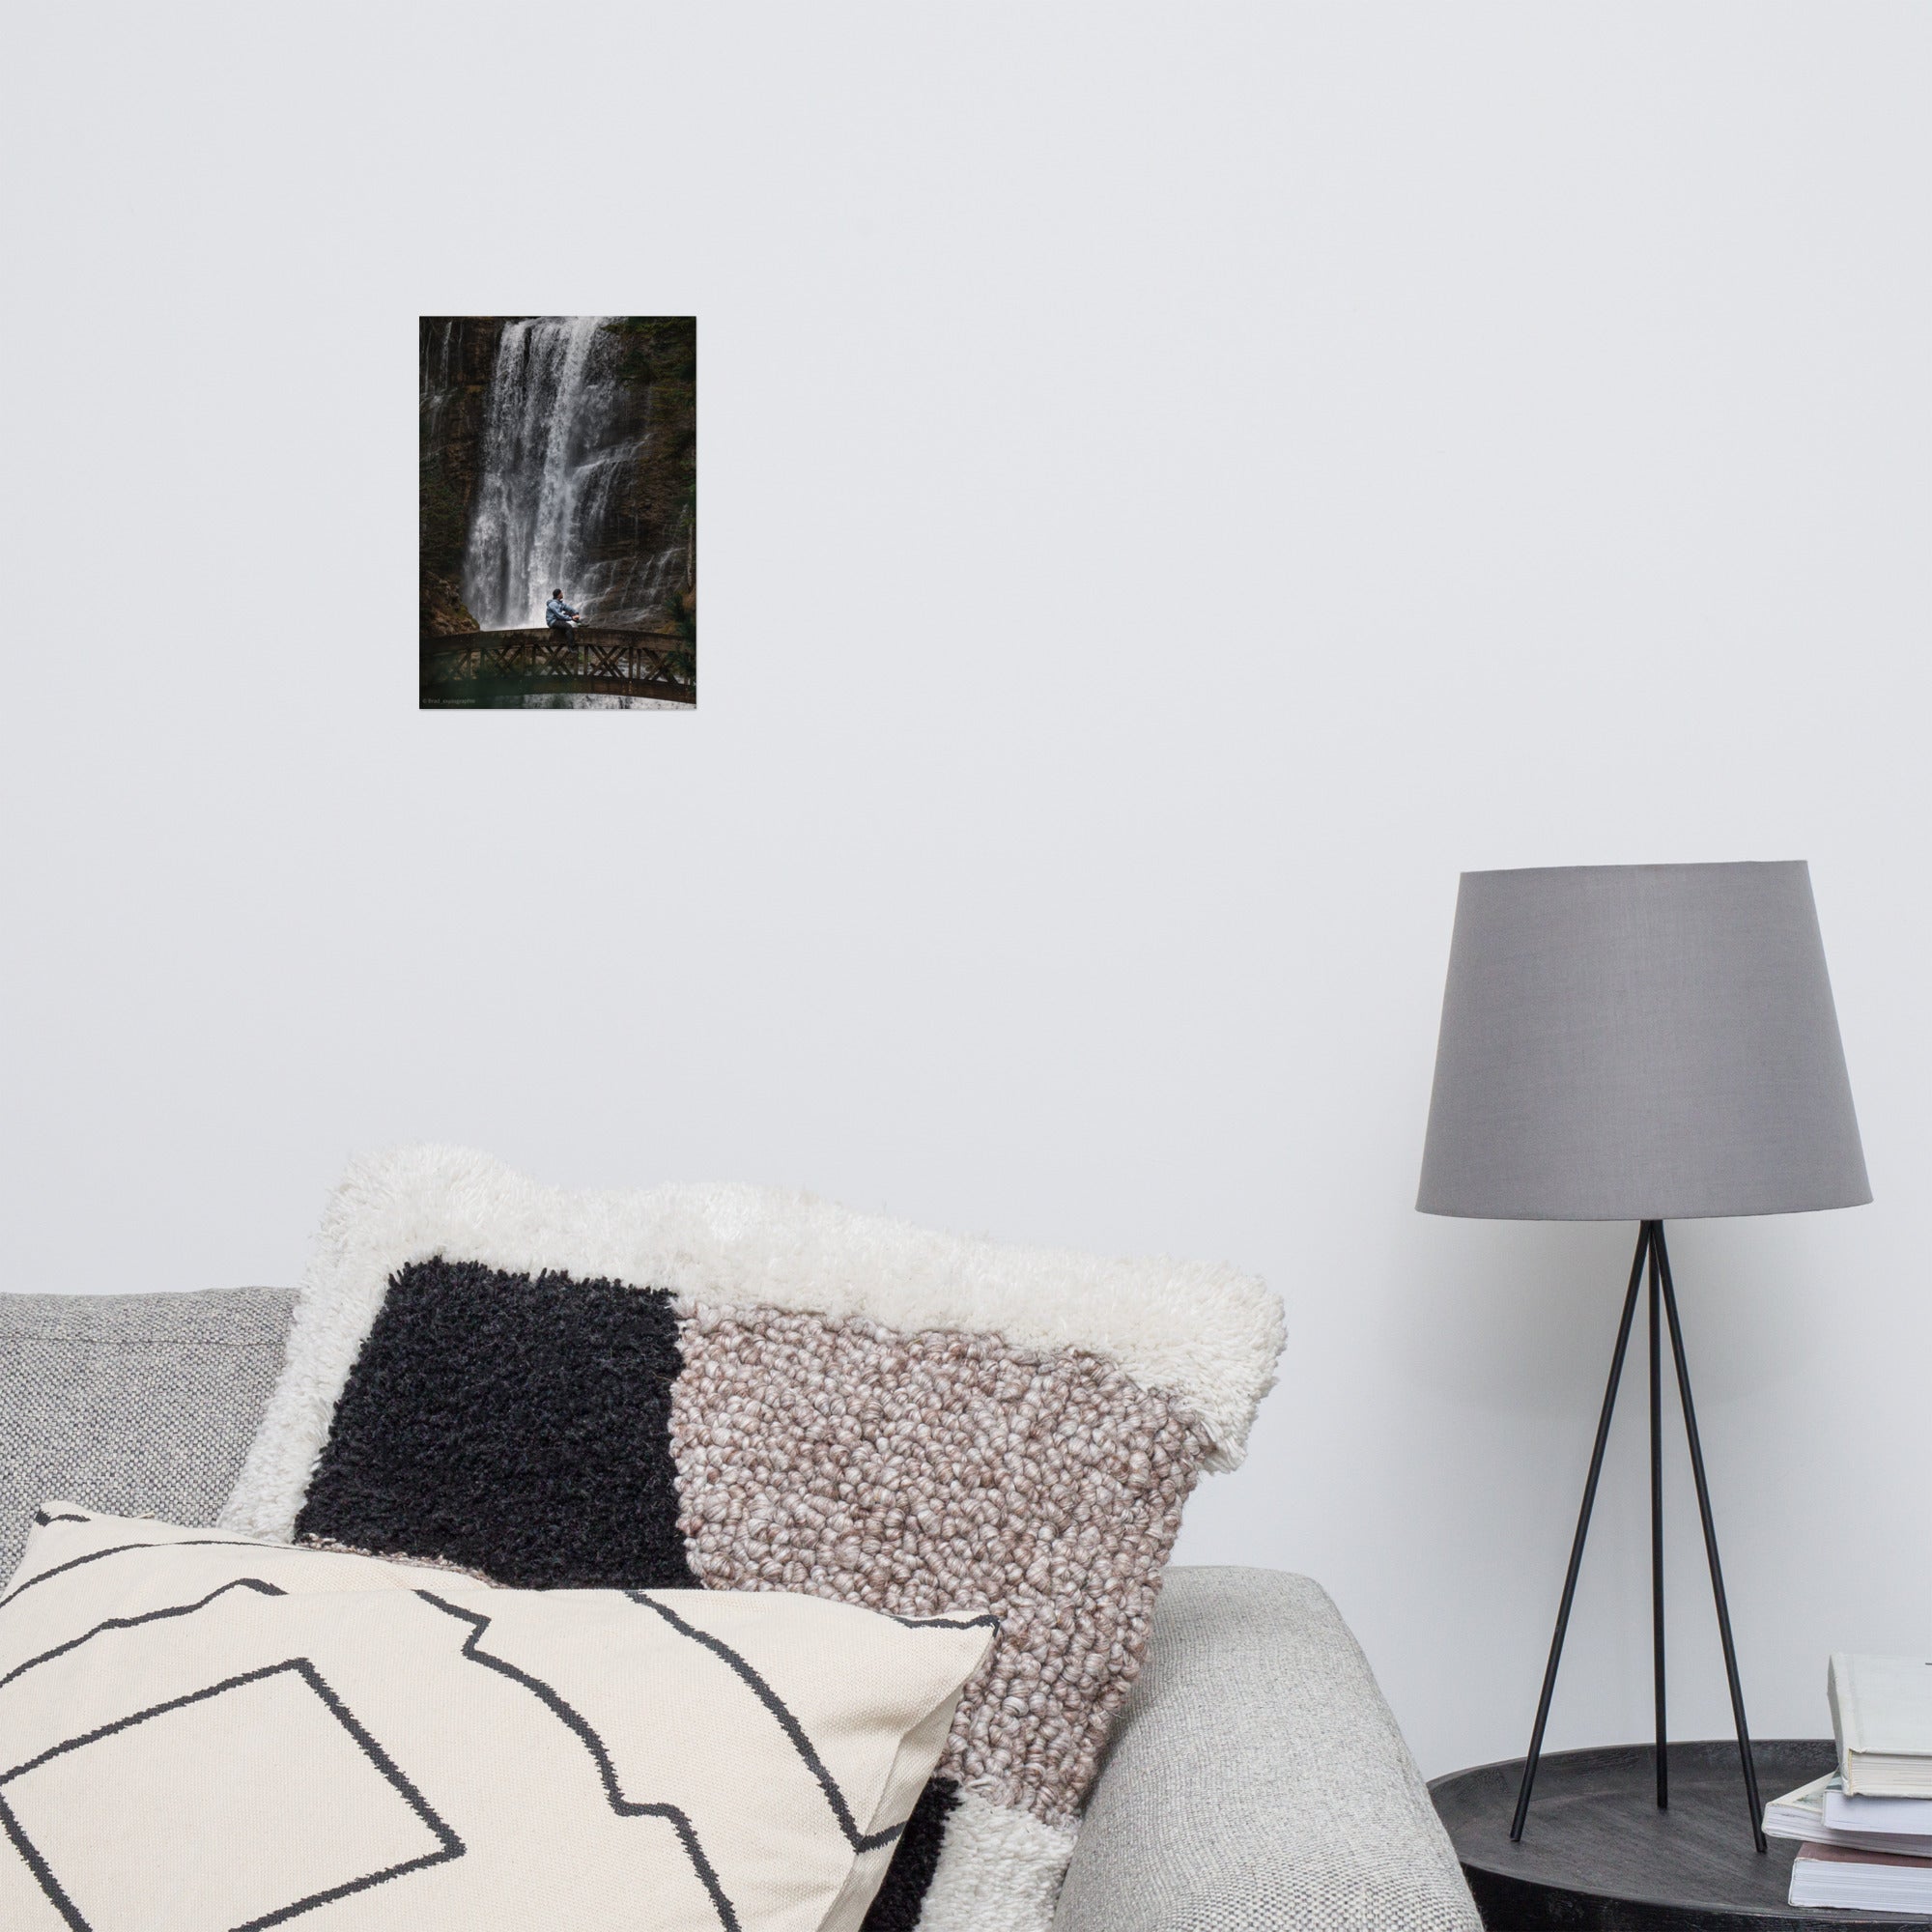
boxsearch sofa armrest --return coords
[1054,1566,1479,1932]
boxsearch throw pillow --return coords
[0,1505,994,1932]
[221,1146,1284,1931]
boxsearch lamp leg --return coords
[1509,1224,1652,1841]
[1654,1224,1768,1855]
[1649,1223,1667,1810]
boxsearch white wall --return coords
[3,3,1926,1779]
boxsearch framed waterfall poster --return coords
[418,317,696,710]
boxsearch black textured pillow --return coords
[298,1261,696,1589]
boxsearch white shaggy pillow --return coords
[0,1506,994,1932]
[219,1147,1286,1932]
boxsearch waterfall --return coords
[461,317,676,631]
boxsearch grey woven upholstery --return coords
[0,1289,294,1582]
[0,1292,1474,1926]
[1056,1566,1480,1931]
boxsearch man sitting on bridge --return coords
[545,589,582,638]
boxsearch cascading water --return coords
[461,317,679,631]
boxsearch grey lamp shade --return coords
[1417,862,1869,1221]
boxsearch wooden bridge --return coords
[421,627,696,707]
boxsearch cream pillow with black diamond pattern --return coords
[0,1506,995,1932]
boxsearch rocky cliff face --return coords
[418,316,696,639]
[604,318,696,634]
[419,317,506,635]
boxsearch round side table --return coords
[1431,1740,1932,1929]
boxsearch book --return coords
[1789,1840,1932,1913]
[1763,1771,1932,1858]
[1825,1778,1932,1843]
[1830,1654,1932,1797]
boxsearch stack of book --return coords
[1763,1654,1932,1913]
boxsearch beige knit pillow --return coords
[0,1506,993,1932]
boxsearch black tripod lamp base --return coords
[1508,1221,1766,1854]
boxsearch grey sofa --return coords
[0,1289,1482,1931]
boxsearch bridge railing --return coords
[421,626,696,702]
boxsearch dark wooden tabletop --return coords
[1431,1740,1932,1929]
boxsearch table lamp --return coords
[1417,862,1869,1849]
